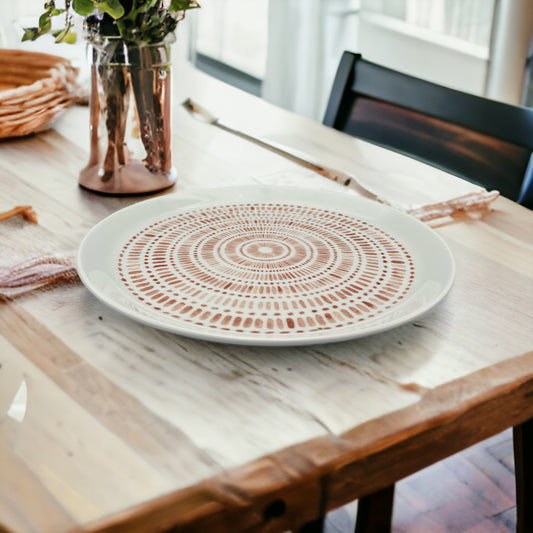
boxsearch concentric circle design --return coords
[117,202,415,337]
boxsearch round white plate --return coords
[77,186,455,346]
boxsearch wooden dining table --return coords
[1,57,533,533]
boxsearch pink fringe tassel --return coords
[0,254,79,301]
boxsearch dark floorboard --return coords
[324,429,515,532]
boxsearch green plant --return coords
[23,0,200,44]
[23,1,200,186]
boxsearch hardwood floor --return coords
[325,429,516,533]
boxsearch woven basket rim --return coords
[0,49,74,90]
[0,49,80,139]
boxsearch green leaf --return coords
[43,1,65,17]
[21,27,41,41]
[72,0,96,16]
[53,27,78,44]
[38,12,52,33]
[95,0,125,19]
[170,0,200,11]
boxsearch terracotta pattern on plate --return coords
[117,203,415,336]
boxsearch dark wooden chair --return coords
[323,51,533,209]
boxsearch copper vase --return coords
[79,38,177,195]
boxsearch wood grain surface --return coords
[1,58,532,533]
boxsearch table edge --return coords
[79,349,533,533]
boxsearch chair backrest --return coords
[323,51,533,207]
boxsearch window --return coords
[193,0,269,95]
[189,0,501,118]
[361,0,495,48]
[357,0,497,95]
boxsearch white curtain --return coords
[262,0,360,121]
[485,0,533,105]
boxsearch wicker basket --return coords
[0,49,83,139]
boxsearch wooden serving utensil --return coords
[182,98,388,203]
[182,98,499,222]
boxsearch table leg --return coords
[298,517,325,532]
[514,418,533,533]
[354,484,394,533]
